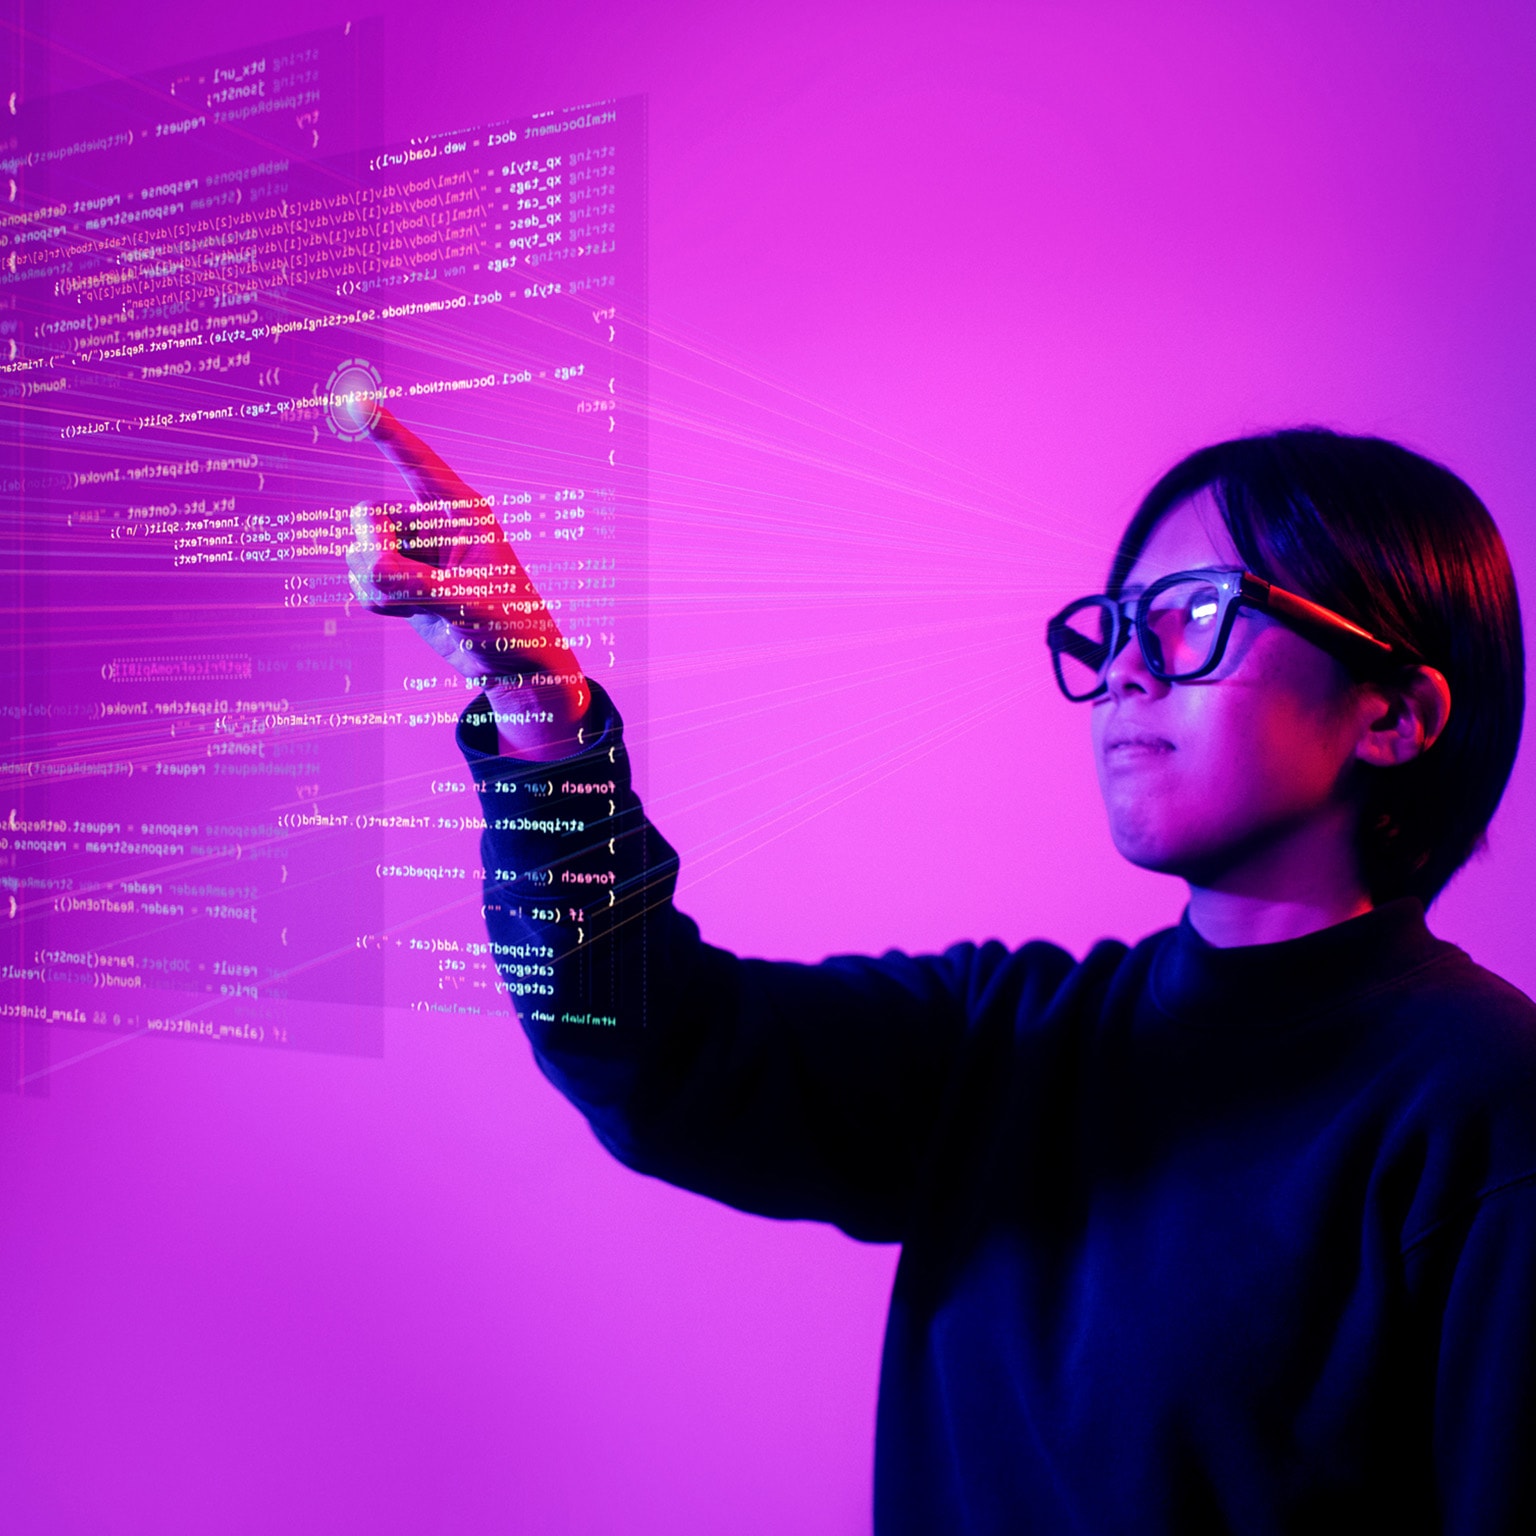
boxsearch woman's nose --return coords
[1103,623,1164,700]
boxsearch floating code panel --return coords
[1,32,648,1066]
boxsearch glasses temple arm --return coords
[1243,575,1420,665]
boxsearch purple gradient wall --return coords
[4,2,1534,1531]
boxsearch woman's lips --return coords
[1102,731,1175,763]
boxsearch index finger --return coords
[366,402,483,507]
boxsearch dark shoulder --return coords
[1393,938,1536,1077]
[1376,941,1536,1239]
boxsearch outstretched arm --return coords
[344,409,1033,1241]
[460,692,1002,1240]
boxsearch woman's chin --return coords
[1105,810,1224,882]
[1107,819,1183,875]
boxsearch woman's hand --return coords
[345,403,590,759]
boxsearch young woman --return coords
[349,415,1535,1534]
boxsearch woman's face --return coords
[1092,491,1371,894]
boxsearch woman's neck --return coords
[1180,793,1377,949]
[1185,885,1375,949]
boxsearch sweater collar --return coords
[1149,897,1443,1029]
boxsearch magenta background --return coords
[5,3,1535,1532]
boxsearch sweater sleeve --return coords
[457,683,1000,1243]
[1410,1176,1536,1534]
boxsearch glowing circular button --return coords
[325,357,383,440]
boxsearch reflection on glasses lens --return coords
[1143,578,1223,678]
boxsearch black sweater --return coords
[460,686,1536,1535]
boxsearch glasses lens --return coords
[1050,598,1117,699]
[1141,577,1224,679]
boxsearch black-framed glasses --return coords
[1046,567,1425,703]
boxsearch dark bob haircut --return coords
[1109,428,1525,907]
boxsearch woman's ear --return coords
[1354,666,1452,768]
